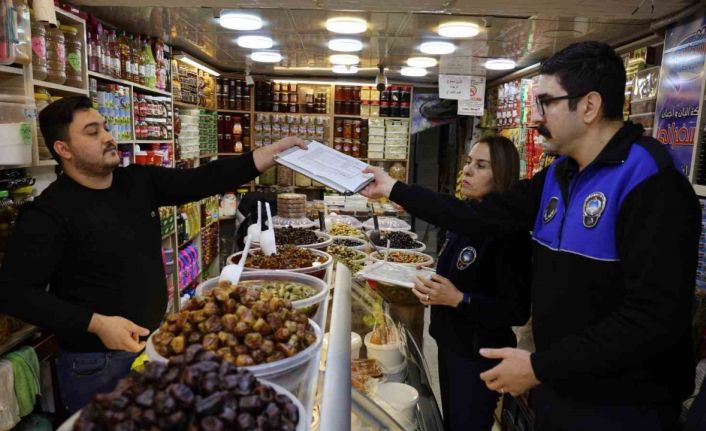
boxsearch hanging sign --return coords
[439,74,471,100]
[458,76,486,116]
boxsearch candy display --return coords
[72,354,300,431]
[153,281,316,366]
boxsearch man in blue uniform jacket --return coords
[362,41,701,430]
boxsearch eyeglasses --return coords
[534,92,588,117]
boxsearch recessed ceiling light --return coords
[420,41,455,55]
[326,17,368,34]
[438,22,480,38]
[484,58,516,70]
[328,38,363,52]
[219,11,262,31]
[407,57,437,68]
[332,65,359,74]
[236,35,274,49]
[400,66,427,77]
[329,54,359,65]
[250,51,282,63]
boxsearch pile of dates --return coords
[73,347,300,431]
[246,245,324,270]
[152,282,317,367]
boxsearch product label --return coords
[57,44,66,65]
[31,37,46,58]
[67,52,81,72]
[20,123,32,145]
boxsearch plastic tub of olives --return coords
[196,270,329,328]
[253,230,333,251]
[330,236,368,251]
[228,247,333,280]
[369,250,434,268]
[58,378,307,431]
[146,319,323,396]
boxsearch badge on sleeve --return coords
[583,192,607,228]
[543,197,559,223]
[457,246,477,270]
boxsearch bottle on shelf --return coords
[117,31,132,82]
[141,36,157,88]
[153,38,167,91]
[135,34,145,85]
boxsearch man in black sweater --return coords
[362,42,700,430]
[0,96,306,414]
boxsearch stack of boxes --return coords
[697,199,706,292]
[176,108,200,160]
[384,119,409,160]
[367,118,385,159]
[199,109,217,156]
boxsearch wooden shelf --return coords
[134,139,173,144]
[174,100,214,111]
[33,79,88,95]
[0,325,38,357]
[217,152,246,156]
[35,159,58,166]
[217,109,250,114]
[203,220,219,229]
[334,114,410,120]
[88,71,172,96]
[255,111,329,116]
[199,153,217,158]
[0,65,23,75]
[178,233,200,248]
[55,7,85,25]
[367,158,408,162]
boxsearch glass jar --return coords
[353,120,362,139]
[31,20,47,80]
[45,25,66,84]
[343,120,353,138]
[334,119,343,138]
[295,172,312,187]
[259,166,277,185]
[62,25,83,88]
[34,92,52,160]
[351,139,361,158]
[389,162,407,182]
[277,165,293,186]
[333,139,343,152]
[342,138,352,155]
[335,86,344,100]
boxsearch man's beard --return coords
[74,151,119,176]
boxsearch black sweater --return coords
[430,228,531,359]
[390,123,700,405]
[0,153,260,352]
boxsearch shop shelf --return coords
[116,140,134,144]
[178,232,201,248]
[33,79,88,95]
[0,65,24,75]
[199,153,217,158]
[55,7,85,25]
[134,139,173,144]
[367,158,408,162]
[334,114,410,120]
[0,325,38,356]
[35,159,58,166]
[254,111,329,116]
[203,219,219,229]
[174,100,214,111]
[217,109,251,114]
[162,230,175,240]
[87,71,172,96]
[217,152,245,156]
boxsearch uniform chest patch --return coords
[457,246,477,270]
[583,192,607,228]
[543,196,559,223]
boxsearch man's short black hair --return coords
[540,41,626,120]
[39,95,93,164]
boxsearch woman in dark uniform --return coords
[413,136,532,431]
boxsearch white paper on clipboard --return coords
[356,261,435,288]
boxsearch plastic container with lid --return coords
[45,24,66,84]
[34,92,52,160]
[0,98,35,165]
[61,25,82,88]
[30,18,47,80]
[13,0,31,65]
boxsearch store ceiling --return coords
[74,0,698,82]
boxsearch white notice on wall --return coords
[458,76,487,116]
[439,74,471,100]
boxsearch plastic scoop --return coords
[219,234,252,285]
[384,239,391,262]
[246,201,262,242]
[260,202,277,256]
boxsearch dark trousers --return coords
[438,347,500,431]
[532,385,681,431]
[57,349,138,416]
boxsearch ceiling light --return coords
[407,57,437,68]
[329,54,359,65]
[250,51,282,63]
[219,11,262,31]
[420,41,455,55]
[484,58,516,70]
[400,66,427,77]
[175,53,220,76]
[438,22,480,38]
[332,65,358,74]
[326,17,368,34]
[328,38,363,52]
[236,35,273,49]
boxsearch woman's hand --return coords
[253,137,308,171]
[359,166,397,199]
[413,273,464,307]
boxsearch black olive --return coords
[195,391,226,416]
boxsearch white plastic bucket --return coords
[364,331,405,371]
[375,382,419,428]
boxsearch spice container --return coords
[61,25,83,88]
[30,19,47,80]
[277,165,294,186]
[45,24,66,84]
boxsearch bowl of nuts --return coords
[228,245,334,280]
[146,282,323,394]
[369,250,434,267]
[60,353,307,431]
[196,271,330,327]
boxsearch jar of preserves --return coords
[353,120,362,139]
[277,165,293,186]
[45,24,66,84]
[333,139,343,152]
[343,119,353,138]
[351,139,361,158]
[31,19,47,80]
[342,139,352,155]
[335,86,344,100]
[334,119,343,138]
[62,25,83,88]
